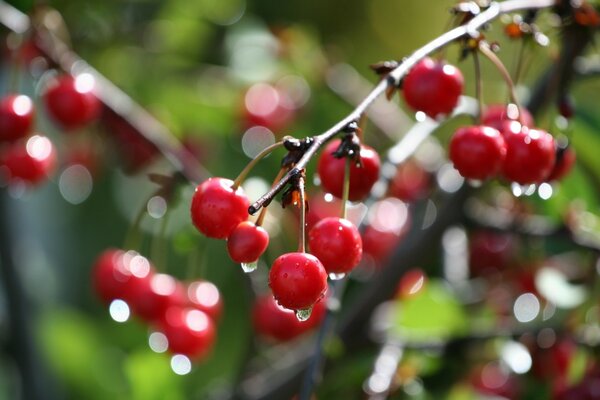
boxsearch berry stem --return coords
[256,167,288,227]
[124,202,148,251]
[473,50,484,124]
[478,41,527,126]
[151,210,170,273]
[297,173,307,253]
[232,140,285,190]
[341,157,351,219]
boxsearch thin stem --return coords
[298,174,307,253]
[232,141,285,190]
[151,211,170,272]
[473,50,484,124]
[256,167,287,227]
[478,41,527,126]
[124,202,147,251]
[513,38,528,87]
[341,157,351,219]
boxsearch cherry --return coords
[227,221,269,263]
[502,127,556,184]
[308,217,362,275]
[242,83,295,132]
[0,94,34,142]
[306,191,342,231]
[396,268,427,299]
[361,198,411,264]
[187,280,223,321]
[482,103,534,134]
[161,307,216,360]
[547,143,576,182]
[449,125,506,180]
[469,230,514,277]
[127,273,187,323]
[91,249,154,305]
[190,177,250,239]
[269,252,328,311]
[388,160,430,202]
[252,294,326,342]
[1,135,56,185]
[402,57,464,119]
[317,139,380,202]
[43,74,101,130]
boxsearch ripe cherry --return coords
[396,268,427,299]
[91,249,154,305]
[127,273,187,323]
[306,191,342,231]
[161,307,216,360]
[1,135,56,185]
[362,198,411,264]
[482,104,534,134]
[547,142,576,182]
[227,221,269,263]
[449,125,506,180]
[502,127,556,184]
[43,74,101,130]
[308,217,362,275]
[388,160,430,202]
[186,280,223,321]
[252,294,326,342]
[402,57,464,119]
[0,94,34,142]
[190,177,250,239]
[269,252,328,311]
[317,139,380,202]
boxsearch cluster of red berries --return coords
[92,248,221,361]
[0,74,100,186]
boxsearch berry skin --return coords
[317,139,380,202]
[388,160,430,202]
[127,273,187,323]
[161,307,216,360]
[190,177,250,239]
[186,280,223,321]
[402,57,464,119]
[0,94,34,142]
[308,217,362,275]
[43,74,101,130]
[227,221,269,263]
[547,144,576,182]
[449,125,506,180]
[252,294,326,342]
[2,135,56,185]
[482,104,534,135]
[501,127,556,184]
[269,252,328,310]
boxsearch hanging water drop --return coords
[329,272,346,280]
[295,307,313,322]
[241,261,258,273]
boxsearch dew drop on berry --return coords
[328,272,346,281]
[240,261,258,273]
[295,306,313,322]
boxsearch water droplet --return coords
[329,272,346,280]
[241,261,258,273]
[295,307,312,322]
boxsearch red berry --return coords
[396,268,427,299]
[242,83,295,132]
[2,135,56,185]
[252,294,326,342]
[306,191,342,231]
[127,273,187,323]
[362,198,411,264]
[308,217,362,275]
[317,139,380,202]
[91,249,154,305]
[388,160,430,202]
[547,144,576,182]
[43,74,101,130]
[502,127,556,184]
[0,94,34,142]
[469,230,514,277]
[269,252,328,310]
[402,57,464,119]
[187,280,223,321]
[227,221,269,263]
[161,307,216,360]
[190,177,250,239]
[482,104,534,134]
[449,125,506,180]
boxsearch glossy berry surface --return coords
[252,294,326,342]
[502,127,556,184]
[127,273,187,322]
[388,160,430,202]
[227,221,269,263]
[402,57,464,119]
[482,104,534,134]
[190,177,250,239]
[317,139,380,201]
[43,74,101,130]
[449,125,506,180]
[2,135,56,185]
[91,249,154,305]
[187,280,223,321]
[0,94,34,142]
[269,252,328,310]
[308,217,362,274]
[161,307,216,360]
[547,144,576,181]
